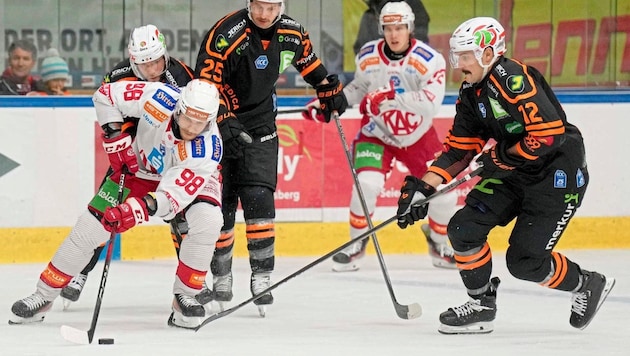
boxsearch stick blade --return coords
[395,302,422,320]
[60,325,90,345]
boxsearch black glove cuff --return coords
[418,181,437,197]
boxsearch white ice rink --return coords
[1,250,627,356]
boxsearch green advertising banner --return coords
[343,0,630,89]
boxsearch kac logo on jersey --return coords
[255,55,269,70]
[192,137,206,158]
[554,170,567,188]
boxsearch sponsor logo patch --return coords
[255,55,269,70]
[354,142,384,170]
[192,137,206,158]
[143,101,169,123]
[211,135,222,162]
[554,170,567,188]
[152,89,176,110]
[178,141,188,161]
[413,46,434,61]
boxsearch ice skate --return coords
[168,294,206,330]
[421,224,456,269]
[332,238,368,272]
[9,292,53,325]
[60,273,88,310]
[438,277,500,334]
[195,280,214,314]
[213,272,233,312]
[251,272,273,317]
[570,270,615,330]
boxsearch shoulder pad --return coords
[489,58,536,102]
[279,16,302,31]
[212,12,249,53]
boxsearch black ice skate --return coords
[251,272,273,317]
[213,272,233,312]
[61,273,88,310]
[9,292,53,325]
[331,238,368,272]
[195,280,214,313]
[570,270,615,330]
[168,294,205,329]
[421,224,456,269]
[438,277,501,334]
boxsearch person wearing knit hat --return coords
[28,48,70,96]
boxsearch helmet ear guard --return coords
[378,1,415,35]
[128,24,170,79]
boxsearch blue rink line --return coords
[1,90,630,107]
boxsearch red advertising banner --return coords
[94,114,478,216]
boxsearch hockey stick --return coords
[60,170,127,345]
[194,166,482,331]
[331,111,421,320]
[276,107,306,115]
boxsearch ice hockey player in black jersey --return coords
[194,0,347,316]
[396,16,615,334]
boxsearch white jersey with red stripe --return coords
[92,81,223,220]
[344,38,446,148]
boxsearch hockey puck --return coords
[98,338,114,345]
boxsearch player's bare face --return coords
[136,57,166,82]
[9,48,36,79]
[451,51,483,83]
[177,113,208,141]
[383,24,411,53]
[250,1,281,29]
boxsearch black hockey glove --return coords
[218,113,253,159]
[477,142,524,179]
[315,74,348,122]
[396,176,436,229]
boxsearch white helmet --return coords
[175,79,220,124]
[449,17,506,71]
[379,1,415,35]
[128,24,170,79]
[246,0,285,25]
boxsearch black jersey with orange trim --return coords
[194,9,328,131]
[102,58,194,87]
[430,56,583,182]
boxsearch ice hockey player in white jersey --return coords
[304,1,458,271]
[9,79,224,329]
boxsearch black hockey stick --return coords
[60,170,127,345]
[276,107,306,115]
[194,166,482,331]
[331,111,421,319]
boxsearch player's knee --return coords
[185,202,222,246]
[447,207,486,251]
[240,186,275,220]
[505,246,547,282]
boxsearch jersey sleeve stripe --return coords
[300,58,323,77]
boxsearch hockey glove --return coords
[218,113,253,159]
[359,81,396,117]
[102,197,149,233]
[396,176,436,229]
[477,142,524,179]
[316,74,348,122]
[301,98,327,123]
[102,132,139,174]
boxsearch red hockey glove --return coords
[396,176,436,229]
[102,132,139,174]
[359,82,396,117]
[102,197,149,233]
[316,74,348,122]
[477,142,524,179]
[301,98,327,123]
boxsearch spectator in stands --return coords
[0,39,43,95]
[27,49,71,96]
[353,0,430,54]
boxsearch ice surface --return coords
[1,250,628,355]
